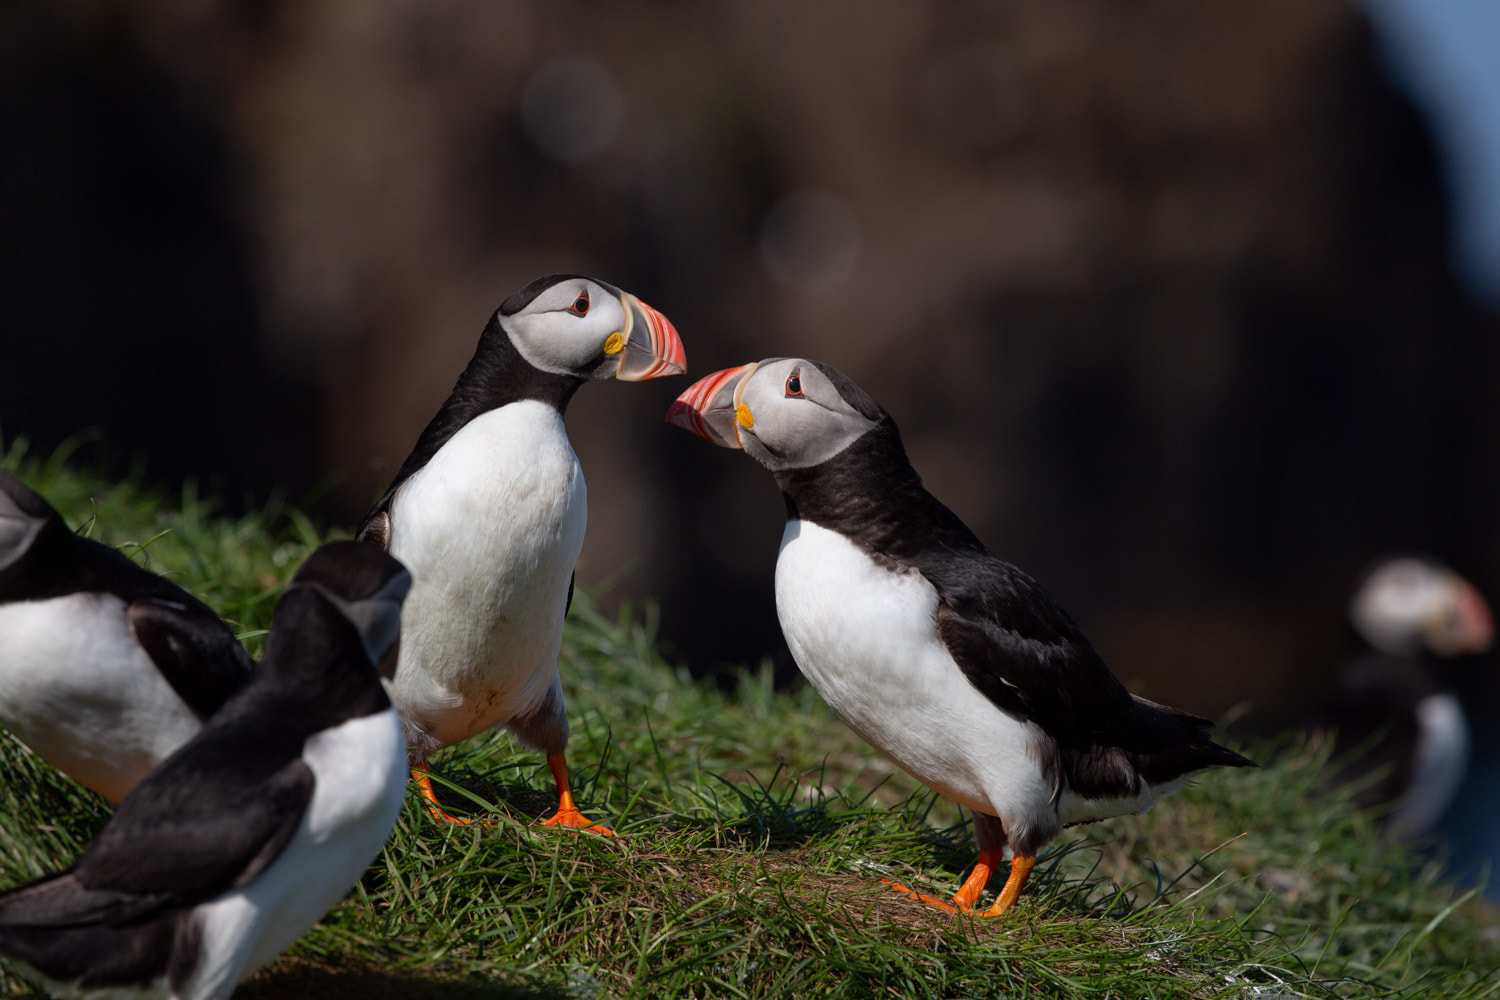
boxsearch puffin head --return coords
[1349,556,1494,659]
[282,541,412,667]
[667,357,885,472]
[0,471,60,575]
[497,274,686,382]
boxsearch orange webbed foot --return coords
[540,804,615,836]
[411,763,494,827]
[884,847,1034,917]
[541,753,614,836]
[881,879,960,913]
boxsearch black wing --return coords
[930,557,1134,740]
[76,753,312,901]
[127,598,253,720]
[0,757,310,928]
[930,556,1255,795]
[356,510,392,551]
[0,871,155,927]
[1,747,316,930]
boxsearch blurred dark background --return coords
[4,1,1500,880]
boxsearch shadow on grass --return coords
[238,961,572,1000]
[411,752,1147,920]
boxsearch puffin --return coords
[667,358,1255,916]
[1321,555,1492,839]
[357,274,686,830]
[0,540,410,1000]
[0,469,252,803]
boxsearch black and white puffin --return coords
[668,359,1255,916]
[1321,555,1492,839]
[0,541,410,1000]
[357,274,686,831]
[0,469,252,803]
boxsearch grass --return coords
[1,440,1498,999]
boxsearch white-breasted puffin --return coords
[668,359,1255,916]
[0,540,411,1000]
[1322,555,1492,839]
[0,469,252,803]
[357,274,686,831]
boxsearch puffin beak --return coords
[614,293,687,381]
[1435,576,1494,656]
[666,363,758,448]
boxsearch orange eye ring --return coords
[785,372,803,397]
[567,292,590,316]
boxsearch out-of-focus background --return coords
[3,1,1499,881]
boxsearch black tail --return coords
[1126,695,1258,778]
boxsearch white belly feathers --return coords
[384,401,586,745]
[774,521,1054,827]
[0,593,203,802]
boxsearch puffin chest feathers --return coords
[773,521,1053,823]
[386,402,585,737]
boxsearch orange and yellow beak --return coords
[614,294,687,381]
[666,363,758,448]
[1432,575,1495,657]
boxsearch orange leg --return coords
[951,846,1003,911]
[982,853,1037,917]
[538,754,613,836]
[411,761,491,827]
[885,847,1034,917]
[883,844,1000,914]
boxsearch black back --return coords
[357,309,585,541]
[774,411,1254,797]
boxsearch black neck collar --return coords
[452,314,585,414]
[773,419,985,564]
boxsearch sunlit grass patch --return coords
[2,445,1497,999]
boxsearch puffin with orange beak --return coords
[359,274,685,831]
[1321,555,1493,839]
[668,358,1254,915]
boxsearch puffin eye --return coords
[567,292,590,316]
[785,371,803,398]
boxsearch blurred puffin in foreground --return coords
[668,358,1254,916]
[1320,556,1492,839]
[358,275,686,831]
[0,542,410,1000]
[0,470,251,802]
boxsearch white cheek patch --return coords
[741,366,880,471]
[503,295,626,377]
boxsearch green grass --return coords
[1,441,1497,999]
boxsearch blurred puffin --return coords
[1322,555,1492,839]
[668,359,1254,915]
[0,470,251,803]
[0,541,411,1000]
[358,274,686,831]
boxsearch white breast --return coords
[0,594,203,802]
[185,707,408,998]
[384,401,586,746]
[1388,692,1469,839]
[774,521,1055,835]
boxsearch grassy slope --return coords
[1,443,1496,1000]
